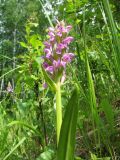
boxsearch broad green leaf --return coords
[36,149,54,160]
[30,35,43,49]
[57,85,79,160]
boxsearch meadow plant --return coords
[7,82,13,93]
[43,20,74,83]
[42,20,74,144]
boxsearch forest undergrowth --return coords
[0,0,120,160]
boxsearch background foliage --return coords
[0,0,120,159]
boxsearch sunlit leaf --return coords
[57,85,79,160]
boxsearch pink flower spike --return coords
[42,21,74,83]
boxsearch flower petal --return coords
[43,62,49,69]
[63,37,74,45]
[46,66,54,74]
[62,53,74,63]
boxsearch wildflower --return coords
[43,82,47,88]
[7,82,13,93]
[62,37,74,46]
[62,53,75,63]
[43,62,49,69]
[44,41,51,49]
[42,20,74,84]
[46,66,54,74]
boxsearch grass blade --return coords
[38,0,54,28]
[102,0,120,82]
[100,99,114,132]
[3,137,26,160]
[7,120,42,137]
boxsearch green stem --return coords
[56,81,62,145]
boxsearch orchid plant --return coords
[42,20,74,145]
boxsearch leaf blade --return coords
[57,85,79,160]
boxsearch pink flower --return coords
[56,23,72,35]
[7,82,13,93]
[58,43,65,49]
[61,60,66,68]
[44,49,52,59]
[53,60,61,69]
[46,53,52,59]
[48,31,55,37]
[43,62,49,69]
[44,41,51,49]
[58,26,66,33]
[48,27,55,32]
[56,21,72,37]
[63,37,74,45]
[48,31,55,42]
[56,43,65,54]
[62,53,74,63]
[66,25,72,32]
[68,53,75,59]
[56,31,62,37]
[46,66,54,74]
[50,36,55,42]
[44,48,51,54]
[43,83,48,88]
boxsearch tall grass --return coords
[82,6,100,146]
[102,0,120,84]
